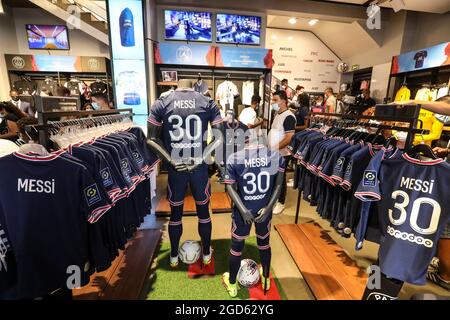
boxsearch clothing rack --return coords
[293,105,428,224]
[27,109,134,149]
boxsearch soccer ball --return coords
[237,259,260,288]
[179,240,201,265]
[337,62,349,73]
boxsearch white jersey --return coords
[216,80,239,110]
[242,81,254,106]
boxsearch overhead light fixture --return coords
[271,35,278,40]
[288,36,293,41]
[0,0,4,14]
[389,0,406,13]
[308,19,319,26]
[288,17,297,25]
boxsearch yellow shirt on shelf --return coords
[394,86,411,102]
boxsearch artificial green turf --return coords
[146,237,287,300]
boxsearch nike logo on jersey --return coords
[400,177,435,194]
[174,100,195,109]
[17,178,55,194]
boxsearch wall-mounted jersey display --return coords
[216,80,239,110]
[119,8,135,47]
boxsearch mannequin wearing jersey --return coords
[222,139,285,297]
[147,79,224,268]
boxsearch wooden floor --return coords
[155,191,232,216]
[73,229,162,300]
[275,222,367,300]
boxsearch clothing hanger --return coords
[406,143,438,160]
[18,127,49,156]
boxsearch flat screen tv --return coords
[216,14,261,45]
[26,24,70,50]
[164,10,212,42]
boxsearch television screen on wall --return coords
[216,14,261,45]
[26,24,70,50]
[164,10,212,42]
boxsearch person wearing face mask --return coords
[268,90,296,215]
[91,93,113,110]
[9,90,33,117]
[0,102,25,141]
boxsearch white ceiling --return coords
[267,15,379,60]
[323,0,450,13]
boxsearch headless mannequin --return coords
[147,79,224,173]
[225,140,284,283]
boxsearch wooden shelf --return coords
[157,81,178,86]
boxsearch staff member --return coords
[9,89,33,117]
[268,90,296,215]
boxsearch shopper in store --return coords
[395,95,450,115]
[268,90,296,215]
[336,92,347,114]
[324,87,336,113]
[91,93,113,110]
[55,86,71,97]
[9,89,33,117]
[359,89,377,114]
[281,79,294,102]
[294,85,310,110]
[0,101,26,141]
[238,95,263,132]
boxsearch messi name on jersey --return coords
[399,177,435,194]
[174,99,196,109]
[245,157,269,168]
[17,178,55,194]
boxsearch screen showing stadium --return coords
[164,10,212,42]
[26,24,70,50]
[216,14,261,45]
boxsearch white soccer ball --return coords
[337,62,349,73]
[179,240,201,265]
[237,259,260,288]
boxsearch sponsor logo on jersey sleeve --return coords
[132,150,144,165]
[100,167,114,187]
[335,157,345,171]
[84,184,102,207]
[363,170,377,187]
[121,158,132,174]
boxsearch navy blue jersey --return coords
[0,152,111,299]
[355,153,450,284]
[119,8,135,47]
[148,89,223,162]
[218,120,249,166]
[224,146,285,214]
[330,142,363,185]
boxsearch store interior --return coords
[0,0,449,301]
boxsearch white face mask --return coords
[271,103,280,112]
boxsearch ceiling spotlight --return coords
[288,36,293,40]
[389,0,406,13]
[271,35,278,40]
[288,17,297,25]
[308,19,319,26]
